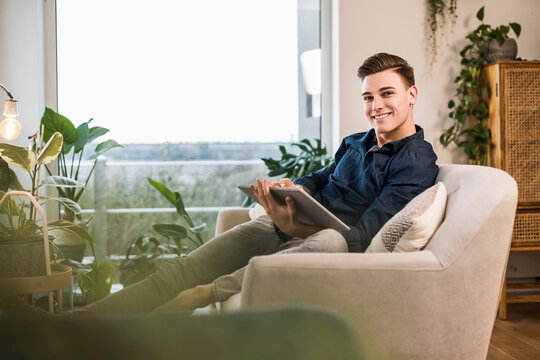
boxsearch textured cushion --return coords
[365,182,447,253]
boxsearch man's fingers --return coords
[285,196,296,221]
[255,179,269,210]
[280,178,295,188]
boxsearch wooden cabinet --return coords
[482,61,540,319]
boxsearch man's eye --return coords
[363,97,373,101]
[382,91,393,96]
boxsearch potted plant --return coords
[261,138,333,180]
[0,131,93,277]
[118,178,208,286]
[118,235,168,287]
[440,6,521,165]
[40,107,122,261]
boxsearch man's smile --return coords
[372,112,391,120]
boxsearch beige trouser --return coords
[84,215,347,313]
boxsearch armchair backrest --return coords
[426,164,518,268]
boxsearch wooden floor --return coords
[488,303,540,359]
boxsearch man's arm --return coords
[342,148,439,252]
[293,139,348,195]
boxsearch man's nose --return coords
[372,95,383,110]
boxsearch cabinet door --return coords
[500,64,540,207]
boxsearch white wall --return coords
[0,0,45,147]
[337,0,540,164]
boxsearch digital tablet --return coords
[237,185,350,231]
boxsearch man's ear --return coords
[408,85,418,106]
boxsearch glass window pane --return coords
[57,0,301,143]
[56,0,321,256]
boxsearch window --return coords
[56,0,321,256]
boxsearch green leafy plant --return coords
[117,179,207,286]
[40,107,123,222]
[0,131,92,245]
[118,235,171,286]
[440,6,521,165]
[261,139,333,179]
[66,255,115,305]
[147,177,206,251]
[237,138,334,207]
[426,0,458,65]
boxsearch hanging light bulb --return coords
[0,100,21,140]
[0,84,22,141]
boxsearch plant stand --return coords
[0,191,72,313]
[0,264,72,313]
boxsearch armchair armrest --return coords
[215,207,250,236]
[240,252,453,358]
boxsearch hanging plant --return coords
[440,6,521,165]
[426,0,458,65]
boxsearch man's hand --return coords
[250,178,321,238]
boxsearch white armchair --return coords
[215,164,518,359]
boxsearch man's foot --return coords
[152,284,215,314]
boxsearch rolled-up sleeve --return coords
[293,140,347,194]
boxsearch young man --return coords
[82,53,438,314]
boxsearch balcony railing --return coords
[76,157,267,258]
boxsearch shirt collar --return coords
[367,125,425,154]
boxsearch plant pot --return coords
[51,229,87,262]
[0,239,46,277]
[487,38,518,64]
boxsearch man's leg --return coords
[81,216,282,314]
[211,228,348,302]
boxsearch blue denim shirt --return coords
[293,125,438,252]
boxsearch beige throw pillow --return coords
[365,182,447,253]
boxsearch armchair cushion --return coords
[366,181,447,253]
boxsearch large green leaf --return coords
[87,139,123,160]
[153,224,188,240]
[40,107,78,145]
[73,122,90,154]
[37,132,63,166]
[40,175,85,189]
[87,126,109,143]
[0,157,10,192]
[147,177,176,206]
[7,169,25,191]
[175,191,187,217]
[0,143,36,174]
[476,6,484,22]
[509,22,521,38]
[38,196,82,215]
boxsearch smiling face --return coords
[361,69,418,146]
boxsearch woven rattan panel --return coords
[503,66,540,203]
[512,211,540,247]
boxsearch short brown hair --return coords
[357,53,415,87]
